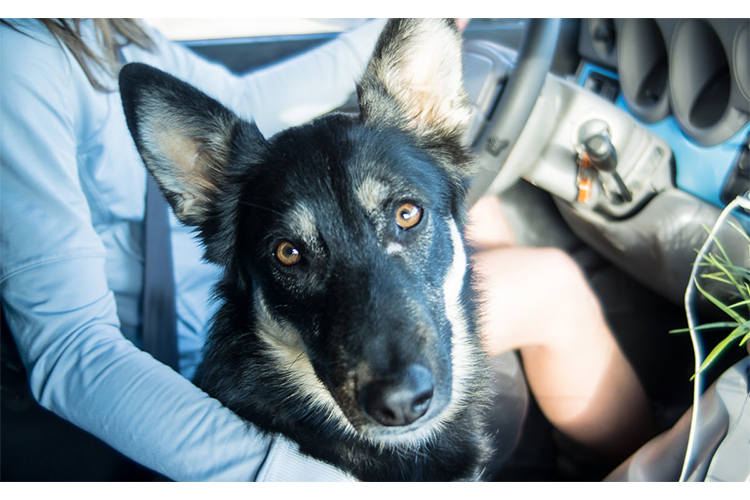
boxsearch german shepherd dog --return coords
[120,18,493,481]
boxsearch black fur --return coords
[120,19,492,481]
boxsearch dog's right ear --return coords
[357,19,472,146]
[119,63,267,228]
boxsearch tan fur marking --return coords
[253,294,356,435]
[137,92,238,221]
[284,203,322,255]
[355,177,390,215]
[155,131,202,180]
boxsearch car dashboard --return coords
[491,18,750,307]
[576,19,749,209]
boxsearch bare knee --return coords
[474,245,603,353]
[491,246,605,350]
[510,247,597,307]
[530,247,606,348]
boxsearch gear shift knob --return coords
[583,134,618,173]
[581,132,633,203]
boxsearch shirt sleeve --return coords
[0,20,365,481]
[131,19,388,137]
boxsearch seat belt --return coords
[141,173,179,371]
[115,45,178,371]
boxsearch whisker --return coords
[238,200,284,216]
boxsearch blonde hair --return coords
[3,18,155,92]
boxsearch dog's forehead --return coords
[262,116,451,241]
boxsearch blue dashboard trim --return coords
[577,63,749,208]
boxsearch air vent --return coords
[589,19,616,61]
[734,22,750,105]
[618,19,670,123]
[670,19,745,146]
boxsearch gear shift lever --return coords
[580,131,633,203]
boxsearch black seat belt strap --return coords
[141,173,179,371]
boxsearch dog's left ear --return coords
[120,63,267,229]
[358,19,472,150]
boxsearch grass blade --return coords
[697,322,750,374]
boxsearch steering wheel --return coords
[466,19,561,206]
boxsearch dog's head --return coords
[121,19,483,447]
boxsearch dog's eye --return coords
[395,203,422,229]
[275,241,301,266]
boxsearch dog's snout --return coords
[360,364,434,427]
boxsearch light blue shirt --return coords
[0,18,386,481]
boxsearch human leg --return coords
[468,196,656,463]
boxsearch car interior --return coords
[2,18,748,482]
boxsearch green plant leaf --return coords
[729,299,750,311]
[706,259,743,298]
[727,220,750,244]
[669,322,739,334]
[698,322,750,374]
[686,222,750,379]
[694,279,745,324]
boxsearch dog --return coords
[120,18,493,481]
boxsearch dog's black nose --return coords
[360,364,434,427]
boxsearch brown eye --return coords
[275,241,301,266]
[395,203,422,229]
